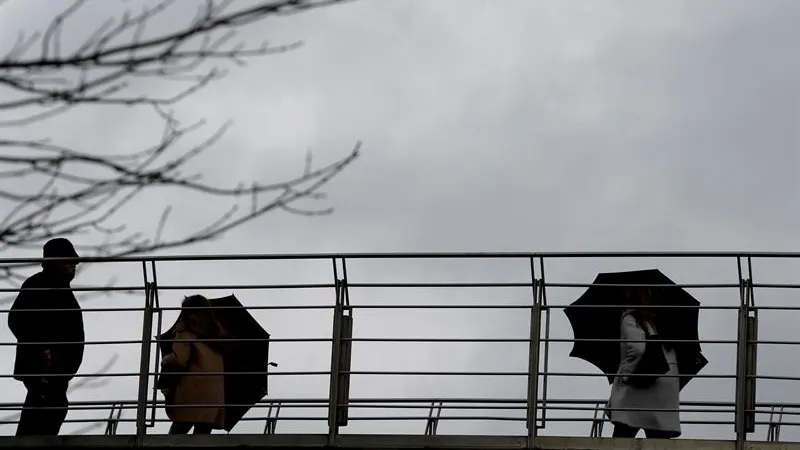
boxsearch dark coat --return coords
[8,271,85,384]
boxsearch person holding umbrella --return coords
[157,293,273,433]
[160,295,226,434]
[606,286,680,439]
[564,269,709,440]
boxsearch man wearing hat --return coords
[8,238,86,436]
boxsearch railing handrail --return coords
[2,250,800,265]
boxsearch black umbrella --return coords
[157,294,271,431]
[564,269,708,390]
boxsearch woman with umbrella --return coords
[157,293,273,433]
[606,286,680,439]
[565,269,708,439]
[160,295,226,434]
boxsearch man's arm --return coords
[8,289,35,342]
[617,313,646,383]
[9,287,52,367]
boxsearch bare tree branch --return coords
[0,0,355,120]
[0,0,360,283]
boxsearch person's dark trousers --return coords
[16,379,69,436]
[169,422,213,434]
[612,423,674,439]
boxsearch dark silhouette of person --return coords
[8,238,85,436]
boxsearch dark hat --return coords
[42,238,80,259]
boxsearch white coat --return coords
[606,310,681,437]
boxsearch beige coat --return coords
[164,324,225,429]
[606,311,681,437]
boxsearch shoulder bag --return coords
[628,328,670,388]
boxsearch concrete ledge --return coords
[0,434,796,450]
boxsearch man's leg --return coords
[35,381,69,436]
[16,382,46,436]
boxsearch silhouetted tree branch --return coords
[0,0,360,283]
[0,0,358,434]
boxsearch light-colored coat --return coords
[606,311,681,437]
[164,324,225,429]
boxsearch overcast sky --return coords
[1,0,799,442]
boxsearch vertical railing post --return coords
[526,257,542,449]
[327,258,345,446]
[538,257,550,429]
[148,260,163,427]
[135,260,155,444]
[734,257,746,449]
[734,256,757,450]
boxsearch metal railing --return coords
[0,252,798,448]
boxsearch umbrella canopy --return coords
[157,294,271,431]
[564,269,707,389]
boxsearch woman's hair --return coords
[624,286,656,330]
[178,295,222,341]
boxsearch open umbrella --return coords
[157,294,271,431]
[564,269,708,390]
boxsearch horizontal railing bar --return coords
[0,337,328,346]
[747,340,800,345]
[0,281,779,293]
[349,282,533,288]
[0,399,749,408]
[350,337,737,344]
[347,304,740,310]
[539,338,736,344]
[0,286,146,293]
[155,283,334,290]
[752,283,800,289]
[157,305,333,311]
[0,416,329,425]
[749,375,800,381]
[0,417,757,426]
[6,250,800,265]
[0,371,329,378]
[8,304,800,313]
[345,371,732,378]
[7,281,800,293]
[0,404,722,414]
[346,371,528,376]
[545,304,737,310]
[0,305,334,314]
[743,306,800,310]
[544,283,740,288]
[346,416,525,421]
[346,337,530,343]
[0,337,788,346]
[10,397,800,412]
[349,283,740,289]
[348,305,533,309]
[540,372,733,379]
[12,303,800,313]
[0,371,738,378]
[541,418,736,425]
